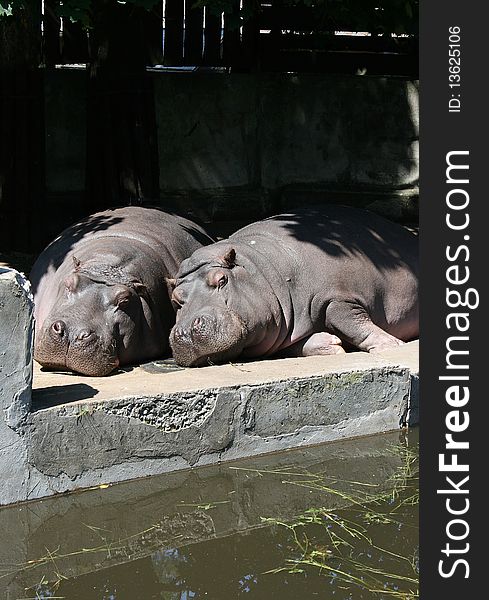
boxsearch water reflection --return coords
[0,429,418,599]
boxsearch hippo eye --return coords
[207,270,228,288]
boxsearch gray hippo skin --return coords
[30,206,213,376]
[169,205,418,367]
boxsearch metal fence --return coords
[41,0,418,76]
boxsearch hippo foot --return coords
[279,332,346,358]
[301,332,346,356]
[367,336,405,354]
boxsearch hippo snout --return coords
[49,320,94,345]
[172,324,191,343]
[170,308,248,367]
[172,315,215,344]
[75,329,94,342]
[36,318,118,376]
[189,314,214,340]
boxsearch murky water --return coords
[0,429,418,600]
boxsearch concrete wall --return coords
[44,69,87,194]
[44,70,419,231]
[155,73,418,193]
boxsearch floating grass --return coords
[1,524,184,593]
[260,440,419,599]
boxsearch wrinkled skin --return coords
[170,206,418,367]
[31,207,213,376]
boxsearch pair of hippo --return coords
[31,205,418,376]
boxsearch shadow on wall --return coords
[155,74,419,198]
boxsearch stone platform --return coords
[1,268,419,507]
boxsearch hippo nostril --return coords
[192,317,203,330]
[51,320,66,337]
[76,330,93,341]
[173,327,184,340]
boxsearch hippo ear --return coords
[72,255,82,271]
[219,248,236,268]
[133,281,150,302]
[64,273,80,292]
[113,287,132,308]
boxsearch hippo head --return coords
[35,259,152,376]
[169,247,255,367]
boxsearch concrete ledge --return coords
[21,342,417,505]
[0,269,34,505]
[0,267,418,506]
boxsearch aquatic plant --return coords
[258,440,419,599]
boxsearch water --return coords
[0,429,418,600]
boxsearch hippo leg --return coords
[325,301,405,353]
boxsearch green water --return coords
[0,429,418,600]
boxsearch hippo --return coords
[169,205,418,367]
[30,206,213,376]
